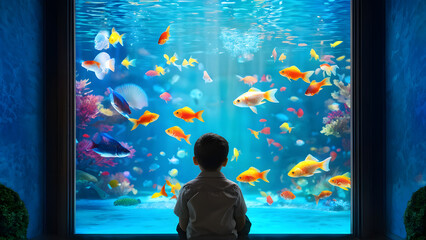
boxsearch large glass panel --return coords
[75,0,351,234]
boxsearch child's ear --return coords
[193,156,199,165]
[222,158,228,167]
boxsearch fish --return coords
[83,134,90,138]
[160,92,172,103]
[236,167,270,186]
[266,195,273,205]
[259,119,267,122]
[151,184,168,198]
[231,148,240,162]
[315,68,321,75]
[165,126,191,145]
[82,52,115,80]
[169,168,178,177]
[291,178,302,190]
[330,41,343,48]
[177,149,187,158]
[271,48,277,62]
[279,66,314,83]
[155,65,165,75]
[182,59,189,68]
[296,108,304,118]
[280,191,296,200]
[133,166,143,175]
[280,87,286,92]
[115,84,148,110]
[188,57,198,66]
[336,56,345,61]
[109,27,124,47]
[164,53,177,65]
[145,70,159,77]
[108,179,120,189]
[288,154,331,177]
[287,107,296,113]
[320,64,339,76]
[320,55,336,64]
[279,122,293,133]
[128,110,160,130]
[260,127,270,135]
[121,57,136,69]
[168,155,179,165]
[272,142,283,151]
[147,153,152,157]
[270,83,275,88]
[328,172,351,191]
[160,151,166,156]
[296,140,305,146]
[173,106,204,122]
[248,128,260,139]
[236,75,258,86]
[279,53,286,62]
[203,71,213,83]
[99,171,110,176]
[313,190,332,205]
[94,30,109,50]
[330,151,337,161]
[305,78,332,96]
[166,179,181,194]
[233,88,279,114]
[149,163,160,172]
[170,195,177,200]
[90,132,130,158]
[108,87,131,118]
[266,138,275,146]
[310,49,319,60]
[158,25,170,45]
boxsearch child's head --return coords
[194,133,229,171]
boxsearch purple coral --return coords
[323,110,345,124]
[120,142,136,159]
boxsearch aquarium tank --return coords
[75,0,351,235]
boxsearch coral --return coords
[113,197,141,206]
[331,80,351,108]
[76,79,103,129]
[120,142,136,159]
[321,116,351,137]
[404,186,426,240]
[96,123,114,132]
[323,110,345,124]
[0,183,29,240]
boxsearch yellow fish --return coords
[109,27,124,47]
[329,172,351,191]
[155,65,165,75]
[97,103,114,116]
[330,41,343,48]
[233,88,279,114]
[248,128,260,139]
[279,53,286,62]
[151,184,168,198]
[188,57,198,66]
[166,180,181,194]
[310,49,319,60]
[182,59,189,68]
[164,53,178,65]
[108,179,120,189]
[280,122,293,133]
[236,167,270,186]
[231,148,240,161]
[121,57,136,69]
[336,55,345,61]
[288,154,331,178]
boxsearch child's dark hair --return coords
[194,133,229,171]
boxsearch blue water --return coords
[75,0,351,235]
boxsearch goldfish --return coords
[165,126,191,145]
[271,48,277,62]
[279,53,286,62]
[233,88,279,114]
[203,71,213,83]
[305,77,332,96]
[260,191,274,205]
[164,53,177,65]
[158,25,170,45]
[279,66,314,83]
[328,172,351,191]
[173,106,204,122]
[155,65,165,75]
[160,92,172,103]
[279,122,293,133]
[121,57,136,69]
[168,168,178,177]
[109,27,124,47]
[82,52,115,80]
[280,190,296,200]
[313,190,332,205]
[82,60,101,74]
[288,154,331,177]
[231,148,240,162]
[330,41,343,48]
[237,75,258,86]
[248,128,260,139]
[133,166,143,175]
[236,167,270,186]
[166,179,181,194]
[310,49,319,60]
[151,184,168,198]
[182,59,189,68]
[188,57,198,66]
[128,110,160,130]
[320,64,339,76]
[336,55,345,61]
[145,70,159,77]
[260,127,270,135]
[108,179,120,189]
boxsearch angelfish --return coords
[108,87,131,118]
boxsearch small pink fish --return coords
[280,87,286,92]
[261,74,267,82]
[297,108,304,118]
[259,119,267,122]
[160,92,172,103]
[272,142,283,150]
[145,70,159,77]
[260,127,270,135]
[271,48,277,62]
[320,55,336,64]
[287,107,296,113]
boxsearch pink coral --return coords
[76,79,103,129]
[120,142,136,158]
[323,110,344,124]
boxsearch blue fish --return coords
[108,87,131,118]
[91,133,130,158]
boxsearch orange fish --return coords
[266,195,273,205]
[279,66,313,83]
[320,63,338,76]
[280,191,296,200]
[328,172,351,191]
[165,126,191,145]
[288,154,331,177]
[248,128,260,139]
[236,167,270,186]
[170,195,177,200]
[305,78,332,96]
[237,75,258,86]
[158,25,170,45]
[128,110,159,131]
[151,184,168,198]
[313,190,332,205]
[173,106,204,122]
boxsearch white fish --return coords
[168,155,179,165]
[233,88,278,114]
[94,31,109,50]
[82,52,115,80]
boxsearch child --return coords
[174,133,251,240]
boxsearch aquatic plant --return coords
[76,79,103,129]
[0,183,29,240]
[331,80,351,108]
[321,116,350,137]
[114,197,141,206]
[404,186,426,240]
